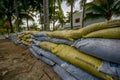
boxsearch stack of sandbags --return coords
[8,33,20,44]
[46,19,120,40]
[16,31,38,46]
[29,45,100,80]
[46,29,83,41]
[28,19,120,80]
[31,31,74,45]
[82,20,120,38]
[70,20,120,65]
[44,19,120,64]
[30,33,101,80]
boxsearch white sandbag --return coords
[73,38,120,64]
[61,63,100,80]
[32,39,41,45]
[31,45,65,65]
[33,36,73,45]
[32,31,47,37]
[29,48,55,66]
[99,61,120,80]
[49,38,74,45]
[31,45,100,80]
[35,36,51,41]
[53,65,78,80]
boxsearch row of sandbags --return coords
[31,32,120,80]
[46,19,120,40]
[29,45,100,80]
[11,20,120,80]
[29,20,120,80]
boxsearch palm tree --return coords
[14,0,35,31]
[80,0,87,27]
[43,0,49,30]
[28,0,44,30]
[20,0,30,30]
[57,0,65,27]
[49,0,64,30]
[52,6,65,29]
[84,0,120,21]
[65,10,79,24]
[14,0,20,32]
[64,0,78,29]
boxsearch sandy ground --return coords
[0,39,61,80]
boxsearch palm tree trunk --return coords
[81,0,86,28]
[43,0,49,31]
[53,0,55,30]
[70,2,73,29]
[8,15,13,33]
[105,11,112,21]
[14,0,20,32]
[40,13,44,30]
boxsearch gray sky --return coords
[61,0,93,16]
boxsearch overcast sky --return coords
[61,0,93,16]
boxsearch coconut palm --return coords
[43,0,49,30]
[80,0,87,27]
[14,0,35,31]
[28,0,44,30]
[20,0,30,30]
[14,0,20,32]
[0,0,34,32]
[49,0,65,29]
[84,0,120,21]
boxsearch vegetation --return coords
[64,0,78,29]
[0,0,66,32]
[0,0,120,33]
[84,0,120,21]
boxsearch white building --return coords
[62,11,105,29]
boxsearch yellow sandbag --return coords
[82,19,120,36]
[17,30,38,39]
[46,30,72,40]
[84,27,120,39]
[37,41,58,51]
[22,34,31,39]
[46,29,83,40]
[26,38,32,42]
[17,34,25,39]
[67,28,83,40]
[20,40,30,46]
[52,44,113,80]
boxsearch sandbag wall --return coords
[16,31,38,46]
[12,20,120,80]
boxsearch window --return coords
[75,18,80,23]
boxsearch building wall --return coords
[84,18,105,27]
[73,12,82,27]
[62,11,105,29]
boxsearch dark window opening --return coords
[75,18,80,23]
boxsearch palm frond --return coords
[84,12,104,21]
[85,2,106,14]
[19,13,34,21]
